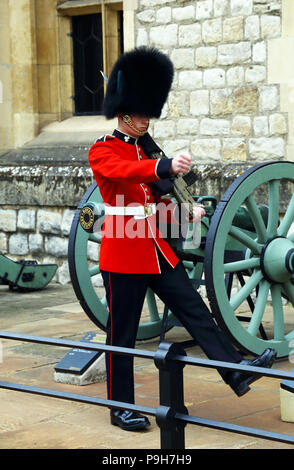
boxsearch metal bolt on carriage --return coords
[68,161,294,359]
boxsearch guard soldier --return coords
[89,47,276,431]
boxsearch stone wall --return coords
[0,206,75,284]
[0,152,96,284]
[1,0,293,287]
[136,0,289,164]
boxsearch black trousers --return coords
[101,252,243,404]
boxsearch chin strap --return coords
[122,114,149,136]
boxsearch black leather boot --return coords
[110,409,150,431]
[227,348,277,397]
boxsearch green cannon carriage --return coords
[0,254,57,291]
[68,161,294,359]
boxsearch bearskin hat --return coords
[103,47,174,119]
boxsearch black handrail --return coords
[0,331,293,448]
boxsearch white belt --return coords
[104,203,156,220]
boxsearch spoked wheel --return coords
[68,182,178,340]
[205,161,294,358]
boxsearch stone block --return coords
[200,118,230,136]
[280,387,294,423]
[203,68,225,88]
[223,138,247,161]
[172,5,195,21]
[177,118,199,135]
[61,209,75,236]
[0,165,93,207]
[28,234,44,256]
[154,120,176,139]
[57,259,71,285]
[171,48,194,69]
[9,233,29,255]
[233,85,258,113]
[202,19,222,44]
[136,28,148,47]
[253,0,281,15]
[253,116,269,136]
[259,86,279,112]
[37,210,62,235]
[214,0,229,17]
[231,0,253,16]
[137,9,155,23]
[45,236,68,258]
[244,15,260,41]
[0,232,8,253]
[260,14,281,39]
[269,113,287,135]
[179,24,202,47]
[17,209,35,232]
[245,65,266,84]
[178,71,202,90]
[54,353,106,385]
[223,17,244,43]
[150,24,178,48]
[87,241,99,262]
[191,138,221,161]
[162,139,190,157]
[195,46,217,68]
[210,88,234,116]
[252,41,266,63]
[190,90,209,116]
[196,0,213,20]
[218,42,251,65]
[169,91,189,117]
[249,137,285,160]
[0,209,17,233]
[280,371,294,423]
[141,0,170,5]
[231,115,251,135]
[156,7,171,24]
[226,66,244,86]
[91,272,104,287]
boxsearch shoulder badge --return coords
[95,134,115,144]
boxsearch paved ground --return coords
[0,282,293,450]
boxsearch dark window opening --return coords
[119,10,124,55]
[72,13,104,115]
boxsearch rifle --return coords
[138,132,201,219]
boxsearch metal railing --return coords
[0,330,294,449]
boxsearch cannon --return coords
[0,254,57,291]
[68,161,294,359]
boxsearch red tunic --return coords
[88,132,179,274]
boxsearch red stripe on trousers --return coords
[108,272,113,400]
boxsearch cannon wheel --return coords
[205,161,294,358]
[68,182,197,340]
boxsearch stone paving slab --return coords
[0,283,293,450]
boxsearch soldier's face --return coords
[119,114,150,137]
[131,114,150,133]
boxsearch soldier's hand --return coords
[186,205,206,223]
[171,152,191,175]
